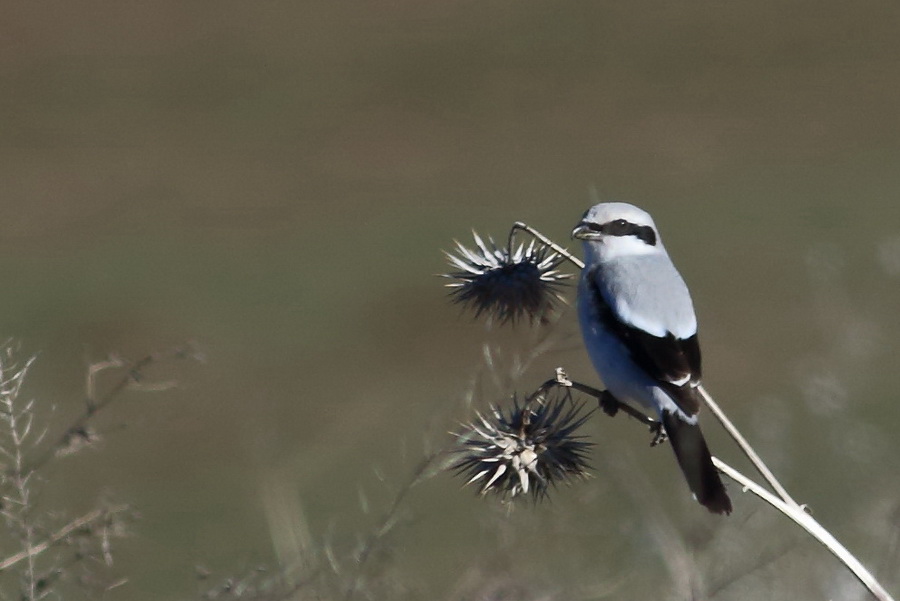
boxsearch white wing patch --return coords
[668,374,691,386]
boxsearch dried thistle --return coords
[443,232,572,324]
[453,389,592,500]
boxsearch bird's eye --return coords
[614,219,628,227]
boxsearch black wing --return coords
[588,267,702,416]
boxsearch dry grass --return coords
[0,342,197,600]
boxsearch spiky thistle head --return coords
[443,232,572,324]
[452,389,593,501]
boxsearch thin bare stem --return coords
[0,506,126,572]
[697,385,797,506]
[85,355,127,411]
[714,458,895,601]
[23,354,155,475]
[510,222,585,269]
[540,368,659,429]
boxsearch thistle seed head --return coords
[452,389,593,501]
[443,233,572,324]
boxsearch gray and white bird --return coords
[572,202,732,514]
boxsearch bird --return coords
[572,202,732,514]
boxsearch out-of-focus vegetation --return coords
[1,1,899,599]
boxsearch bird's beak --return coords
[571,222,590,240]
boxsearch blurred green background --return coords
[2,1,900,599]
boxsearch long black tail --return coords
[661,411,732,515]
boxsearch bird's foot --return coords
[599,390,620,417]
[649,421,667,447]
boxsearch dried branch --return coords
[0,506,128,572]
[714,458,893,601]
[23,346,196,476]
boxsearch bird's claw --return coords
[649,421,667,446]
[599,390,619,417]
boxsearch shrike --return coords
[572,202,731,514]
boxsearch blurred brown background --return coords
[2,1,900,599]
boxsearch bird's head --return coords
[572,202,662,260]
